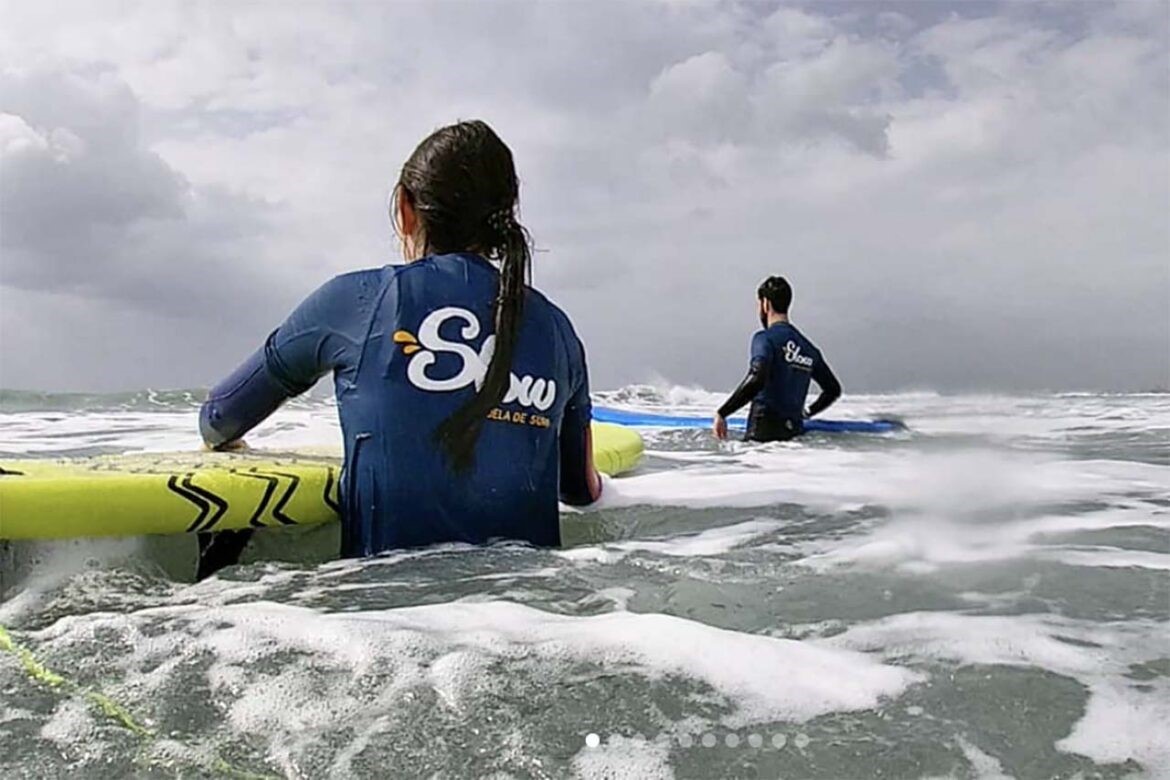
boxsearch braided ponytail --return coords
[433,207,531,472]
[396,120,534,473]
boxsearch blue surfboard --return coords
[592,406,904,434]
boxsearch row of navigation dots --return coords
[584,732,813,749]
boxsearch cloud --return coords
[0,70,295,313]
[0,1,1166,393]
[648,52,752,144]
[0,68,313,388]
[641,34,896,156]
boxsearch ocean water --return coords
[0,387,1167,779]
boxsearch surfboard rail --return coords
[0,423,643,540]
[591,406,905,434]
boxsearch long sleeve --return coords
[559,337,601,506]
[806,358,841,418]
[200,274,361,449]
[199,346,291,448]
[718,331,769,418]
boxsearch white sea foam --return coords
[558,519,782,564]
[954,735,1013,780]
[1058,673,1170,772]
[3,389,1167,777]
[0,707,33,724]
[39,699,95,747]
[1038,547,1170,571]
[824,612,1170,776]
[571,733,675,780]
[0,538,150,623]
[600,442,1166,535]
[597,448,877,511]
[798,502,1170,574]
[0,404,342,456]
[3,387,1168,458]
[33,599,920,741]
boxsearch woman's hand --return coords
[206,438,250,453]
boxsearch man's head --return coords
[757,276,792,326]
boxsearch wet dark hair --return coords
[394,120,532,472]
[757,276,792,314]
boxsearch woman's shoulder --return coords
[297,267,399,320]
[526,287,578,331]
[318,265,399,292]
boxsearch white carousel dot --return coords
[701,733,717,748]
[679,733,694,748]
[725,733,740,748]
[794,733,810,749]
[748,733,764,748]
[772,733,788,749]
[585,733,600,748]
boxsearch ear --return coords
[397,188,419,238]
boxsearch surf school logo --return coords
[784,340,814,369]
[394,307,556,411]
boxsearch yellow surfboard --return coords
[0,423,642,541]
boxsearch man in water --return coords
[713,276,841,442]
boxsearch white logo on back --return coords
[784,340,814,369]
[400,307,556,411]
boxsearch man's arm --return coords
[717,361,768,419]
[714,332,769,437]
[806,358,841,418]
[200,274,361,449]
[559,338,602,506]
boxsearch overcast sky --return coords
[1,0,1167,394]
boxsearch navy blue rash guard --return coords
[717,322,841,442]
[200,252,599,558]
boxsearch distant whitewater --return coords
[1,386,1167,778]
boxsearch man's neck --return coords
[767,313,789,327]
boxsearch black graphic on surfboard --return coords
[235,468,302,527]
[166,473,229,533]
[323,466,341,515]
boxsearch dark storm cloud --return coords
[0,70,289,314]
[0,73,184,280]
[0,69,320,390]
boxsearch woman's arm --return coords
[559,338,601,506]
[199,273,367,449]
[200,344,293,448]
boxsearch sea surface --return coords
[0,387,1167,779]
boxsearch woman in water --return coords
[199,121,601,574]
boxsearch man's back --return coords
[752,323,822,419]
[714,276,841,443]
[743,323,840,442]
